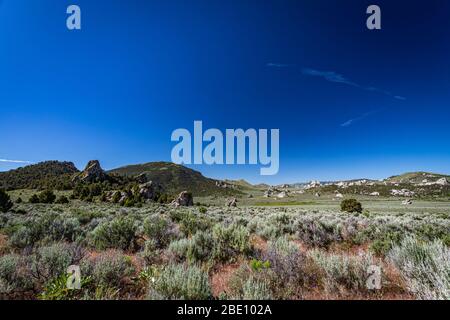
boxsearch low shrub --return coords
[242,276,273,300]
[82,250,135,288]
[143,215,173,248]
[0,254,33,294]
[174,212,212,237]
[369,231,403,256]
[388,236,450,300]
[308,249,375,294]
[212,223,251,262]
[139,239,160,266]
[150,264,211,300]
[263,236,309,298]
[89,216,137,251]
[296,219,341,248]
[29,243,84,285]
[168,231,215,263]
[8,213,82,248]
[55,196,70,204]
[38,190,57,204]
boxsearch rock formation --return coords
[171,191,194,207]
[402,199,413,205]
[139,181,162,201]
[391,189,415,197]
[227,198,238,207]
[72,160,108,183]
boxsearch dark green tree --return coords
[0,189,13,212]
[38,189,56,204]
[340,198,363,213]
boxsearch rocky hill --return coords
[0,161,79,190]
[384,172,450,185]
[108,161,241,197]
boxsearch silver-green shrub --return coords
[242,276,272,300]
[388,236,450,300]
[150,263,211,300]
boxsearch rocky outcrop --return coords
[334,192,344,199]
[135,173,148,184]
[73,160,108,183]
[105,190,128,204]
[276,191,288,199]
[104,181,162,204]
[304,180,321,190]
[402,199,413,205]
[227,198,238,207]
[171,191,193,207]
[436,178,449,186]
[215,180,237,189]
[139,181,162,200]
[419,177,449,186]
[391,189,415,197]
[264,187,284,198]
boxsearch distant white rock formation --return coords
[304,180,321,190]
[391,189,415,197]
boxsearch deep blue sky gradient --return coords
[1,0,449,183]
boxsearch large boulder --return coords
[402,199,413,205]
[73,160,108,183]
[227,198,238,207]
[139,181,162,201]
[105,190,128,204]
[276,191,288,198]
[171,191,193,207]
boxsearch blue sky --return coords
[1,0,449,184]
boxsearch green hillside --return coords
[0,161,79,190]
[386,172,450,184]
[109,161,241,197]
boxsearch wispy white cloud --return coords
[267,63,296,68]
[0,159,33,164]
[302,68,360,88]
[301,67,406,100]
[340,110,381,127]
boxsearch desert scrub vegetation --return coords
[388,236,450,300]
[0,200,449,300]
[308,249,376,295]
[89,216,137,251]
[149,263,211,300]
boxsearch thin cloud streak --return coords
[340,110,381,127]
[0,159,33,164]
[300,67,406,100]
[267,63,296,68]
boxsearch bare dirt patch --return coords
[210,262,241,297]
